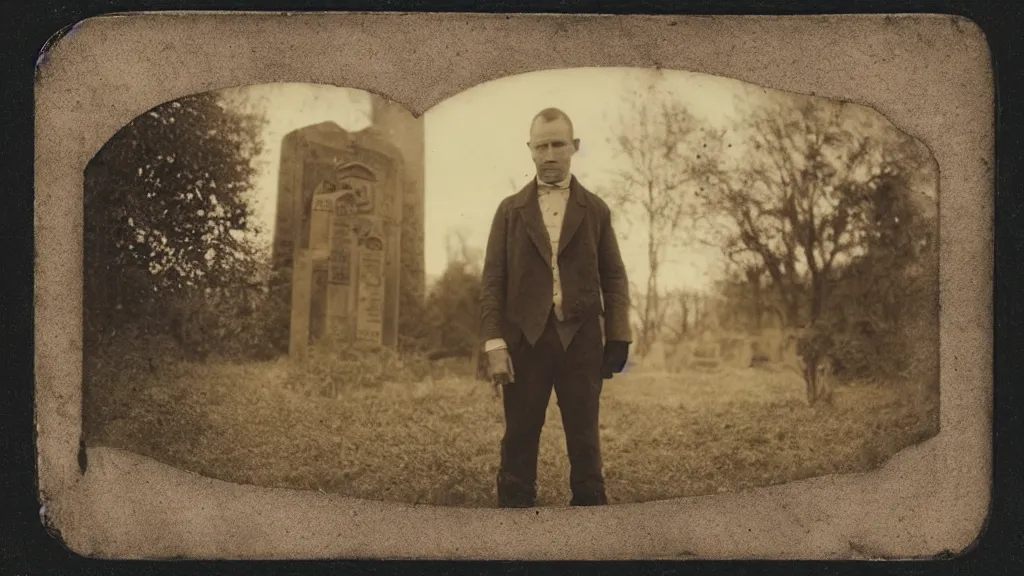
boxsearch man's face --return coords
[528,117,579,184]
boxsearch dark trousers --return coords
[497,311,607,507]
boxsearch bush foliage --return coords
[83,89,284,365]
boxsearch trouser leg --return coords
[553,315,607,506]
[497,329,556,508]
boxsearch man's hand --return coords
[601,341,630,379]
[487,347,515,392]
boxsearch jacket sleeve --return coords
[479,200,509,345]
[597,205,632,343]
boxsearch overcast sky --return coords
[423,67,752,294]
[229,68,767,295]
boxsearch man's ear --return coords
[573,138,581,152]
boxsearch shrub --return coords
[824,318,918,385]
[396,256,485,360]
[159,271,290,363]
[423,261,482,353]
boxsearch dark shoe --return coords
[499,496,536,508]
[569,490,608,506]
[497,470,537,508]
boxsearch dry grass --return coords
[83,358,939,508]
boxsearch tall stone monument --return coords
[371,96,427,343]
[272,94,424,357]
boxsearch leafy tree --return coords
[424,266,482,357]
[824,173,939,382]
[396,228,484,365]
[84,89,269,355]
[697,92,936,404]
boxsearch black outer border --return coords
[3,1,1018,574]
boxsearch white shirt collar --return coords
[536,173,572,191]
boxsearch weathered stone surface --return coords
[288,250,312,358]
[275,100,423,355]
[372,97,426,346]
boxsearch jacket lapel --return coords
[513,180,552,267]
[557,177,587,256]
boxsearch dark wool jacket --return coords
[479,176,632,348]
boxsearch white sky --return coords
[222,83,374,245]
[231,68,759,295]
[423,68,749,294]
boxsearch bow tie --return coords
[538,181,570,194]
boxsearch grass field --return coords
[83,357,939,508]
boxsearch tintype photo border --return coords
[31,10,993,562]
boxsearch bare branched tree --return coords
[661,287,709,344]
[697,93,931,404]
[605,83,713,356]
[445,227,482,274]
[700,97,922,324]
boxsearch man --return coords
[479,107,632,508]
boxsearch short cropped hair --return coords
[531,107,574,135]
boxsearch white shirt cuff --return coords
[484,338,508,352]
